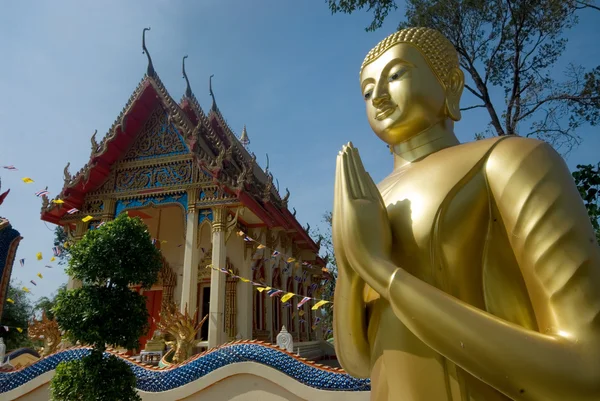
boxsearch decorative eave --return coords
[180,79,320,254]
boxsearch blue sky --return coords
[0,0,598,302]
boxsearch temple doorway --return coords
[198,284,211,341]
[139,289,163,351]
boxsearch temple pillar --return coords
[180,189,199,315]
[236,252,253,339]
[208,206,227,348]
[66,220,89,290]
[101,198,116,222]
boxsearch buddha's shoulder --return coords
[446,136,553,167]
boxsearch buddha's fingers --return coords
[342,149,358,200]
[348,147,369,198]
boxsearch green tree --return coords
[33,284,67,320]
[50,214,162,401]
[0,281,33,350]
[572,163,600,241]
[53,226,70,266]
[313,212,337,339]
[327,0,600,151]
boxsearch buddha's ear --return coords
[445,67,464,121]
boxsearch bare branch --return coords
[461,104,487,111]
[464,84,485,100]
[575,0,600,11]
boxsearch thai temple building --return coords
[0,31,372,401]
[38,37,327,352]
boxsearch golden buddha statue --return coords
[332,27,600,401]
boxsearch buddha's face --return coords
[360,43,448,146]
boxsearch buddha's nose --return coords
[372,93,391,108]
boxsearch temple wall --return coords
[2,362,369,401]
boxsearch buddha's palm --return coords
[336,144,393,296]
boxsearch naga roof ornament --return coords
[142,27,156,78]
[182,55,192,98]
[209,74,217,112]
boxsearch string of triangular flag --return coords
[206,264,331,311]
[0,324,24,333]
[234,230,331,289]
[1,164,92,220]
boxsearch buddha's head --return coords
[360,27,464,146]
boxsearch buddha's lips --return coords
[375,104,397,120]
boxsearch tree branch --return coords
[464,84,484,100]
[575,0,600,11]
[461,104,487,111]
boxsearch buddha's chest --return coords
[378,155,491,299]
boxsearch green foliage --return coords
[53,226,70,266]
[314,212,337,339]
[573,163,600,241]
[1,282,33,350]
[326,0,600,152]
[328,0,398,31]
[50,349,141,401]
[51,214,161,400]
[54,285,149,350]
[34,284,66,320]
[67,214,161,288]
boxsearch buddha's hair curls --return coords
[361,27,459,90]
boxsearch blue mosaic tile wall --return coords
[0,344,370,394]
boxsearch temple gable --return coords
[123,108,188,161]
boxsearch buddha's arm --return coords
[333,150,371,378]
[332,263,371,378]
[368,138,600,400]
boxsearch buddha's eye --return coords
[388,68,407,82]
[363,90,373,101]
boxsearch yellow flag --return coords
[299,310,305,317]
[239,277,250,283]
[82,215,93,222]
[291,311,296,318]
[36,252,42,260]
[161,240,167,244]
[50,257,56,262]
[257,244,266,249]
[257,287,267,292]
[312,300,330,310]
[16,327,23,333]
[7,298,14,304]
[237,230,245,237]
[287,257,296,263]
[22,287,30,293]
[37,273,43,279]
[281,292,295,303]
[312,325,317,330]
[22,177,34,183]
[265,287,271,291]
[52,199,64,204]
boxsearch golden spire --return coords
[240,125,250,147]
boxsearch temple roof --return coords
[40,30,320,255]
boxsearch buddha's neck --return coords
[391,120,460,170]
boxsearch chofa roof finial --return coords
[182,55,192,98]
[209,74,217,111]
[142,27,155,77]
